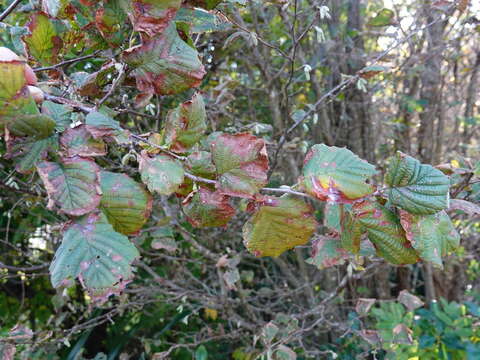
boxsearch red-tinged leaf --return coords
[77,62,116,98]
[164,93,207,153]
[300,144,377,202]
[5,134,58,174]
[122,0,182,37]
[448,199,480,216]
[23,13,63,66]
[95,0,129,45]
[85,110,124,139]
[353,200,419,265]
[0,60,39,122]
[37,157,101,216]
[355,298,376,316]
[42,0,73,19]
[385,152,450,215]
[60,125,106,157]
[306,235,349,269]
[211,133,269,198]
[99,171,153,235]
[49,212,139,304]
[139,152,185,195]
[182,188,235,227]
[397,290,424,311]
[399,210,460,268]
[123,23,206,95]
[186,151,216,179]
[243,195,317,257]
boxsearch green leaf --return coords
[185,0,223,9]
[164,93,207,153]
[367,8,395,27]
[175,8,231,33]
[300,144,377,202]
[182,188,235,227]
[186,151,216,179]
[50,213,139,302]
[60,125,106,157]
[121,0,182,37]
[139,152,185,195]
[306,236,349,269]
[211,133,269,198]
[399,210,460,268]
[353,200,419,265]
[23,13,62,66]
[385,152,450,215]
[0,60,38,121]
[243,195,317,257]
[99,171,153,235]
[150,226,177,252]
[95,0,129,45]
[195,345,208,360]
[5,134,58,174]
[85,111,123,138]
[37,157,101,216]
[42,101,72,132]
[340,209,362,253]
[123,22,206,95]
[7,114,56,139]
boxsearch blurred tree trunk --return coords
[462,51,480,154]
[418,11,446,164]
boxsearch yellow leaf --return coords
[204,308,218,321]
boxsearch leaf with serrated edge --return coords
[100,171,153,235]
[37,157,101,216]
[7,114,55,139]
[186,151,216,179]
[60,125,106,157]
[300,144,377,202]
[121,0,181,37]
[139,152,184,195]
[23,13,62,66]
[49,212,139,303]
[42,101,71,131]
[85,111,123,139]
[182,188,235,227]
[353,200,419,265]
[399,210,459,268]
[164,93,207,153]
[306,236,349,269]
[0,60,38,121]
[385,152,450,215]
[243,195,317,257]
[5,134,58,174]
[211,133,269,198]
[123,22,206,95]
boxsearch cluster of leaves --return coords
[331,292,480,360]
[0,0,468,306]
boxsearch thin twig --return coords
[34,51,101,72]
[96,63,126,109]
[0,0,23,22]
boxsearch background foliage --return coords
[0,0,479,359]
